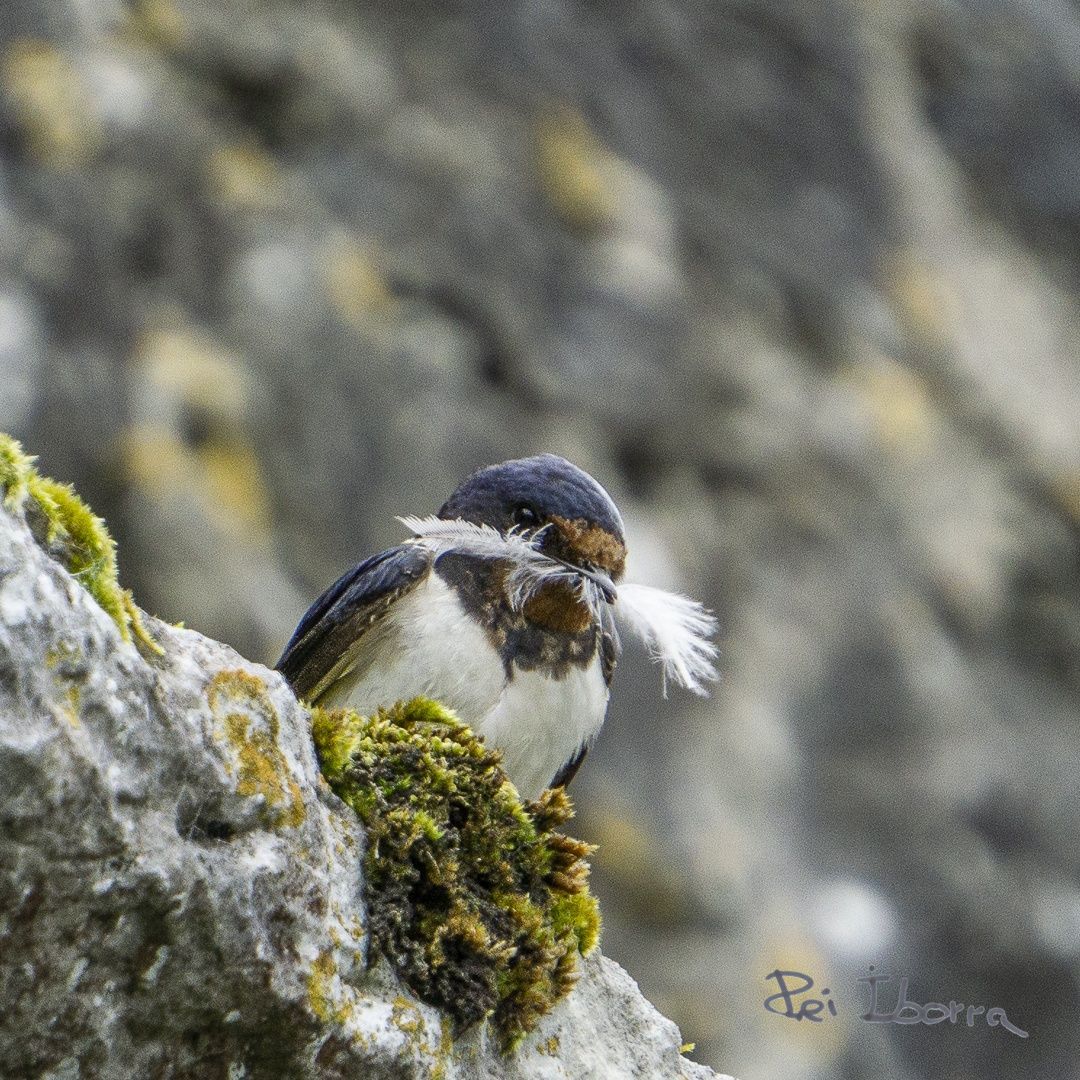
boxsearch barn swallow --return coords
[276,454,717,800]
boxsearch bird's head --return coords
[437,454,626,601]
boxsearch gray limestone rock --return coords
[4,1,1078,1076]
[0,497,722,1080]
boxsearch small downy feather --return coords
[613,583,718,696]
[398,515,718,694]
[397,515,588,608]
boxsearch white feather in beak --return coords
[397,515,586,607]
[398,515,718,694]
[612,583,718,696]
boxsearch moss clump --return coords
[310,698,600,1051]
[0,433,160,653]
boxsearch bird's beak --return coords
[554,559,617,604]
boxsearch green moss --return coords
[0,435,35,511]
[310,698,600,1052]
[0,433,160,653]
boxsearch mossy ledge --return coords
[310,698,601,1052]
[0,430,602,1051]
[0,433,160,653]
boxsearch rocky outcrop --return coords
[3,3,1078,1078]
[0,461,721,1079]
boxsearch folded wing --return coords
[276,545,433,702]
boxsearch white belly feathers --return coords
[319,573,609,801]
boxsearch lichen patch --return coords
[307,949,353,1026]
[208,670,305,829]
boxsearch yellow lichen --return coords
[208,143,280,208]
[885,249,960,347]
[2,39,99,168]
[307,950,352,1025]
[391,995,425,1037]
[208,670,306,829]
[840,357,934,451]
[535,105,615,231]
[198,437,273,537]
[537,1035,559,1056]
[126,0,188,48]
[1050,471,1080,525]
[126,329,274,541]
[124,422,273,541]
[310,698,601,1053]
[121,427,188,498]
[45,638,81,670]
[436,1018,454,1075]
[61,683,81,728]
[324,235,394,325]
[390,994,450,1066]
[136,328,251,413]
[125,422,273,544]
[0,433,161,653]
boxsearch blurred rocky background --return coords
[1,1,1077,1078]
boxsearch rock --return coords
[0,457,722,1079]
[4,2,1078,1077]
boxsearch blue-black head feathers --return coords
[438,454,627,579]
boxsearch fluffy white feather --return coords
[613,583,718,696]
[398,515,718,695]
[398,514,540,559]
[397,515,589,608]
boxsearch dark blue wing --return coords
[551,745,588,789]
[276,544,433,701]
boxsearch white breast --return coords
[319,573,609,801]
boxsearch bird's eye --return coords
[512,505,539,528]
